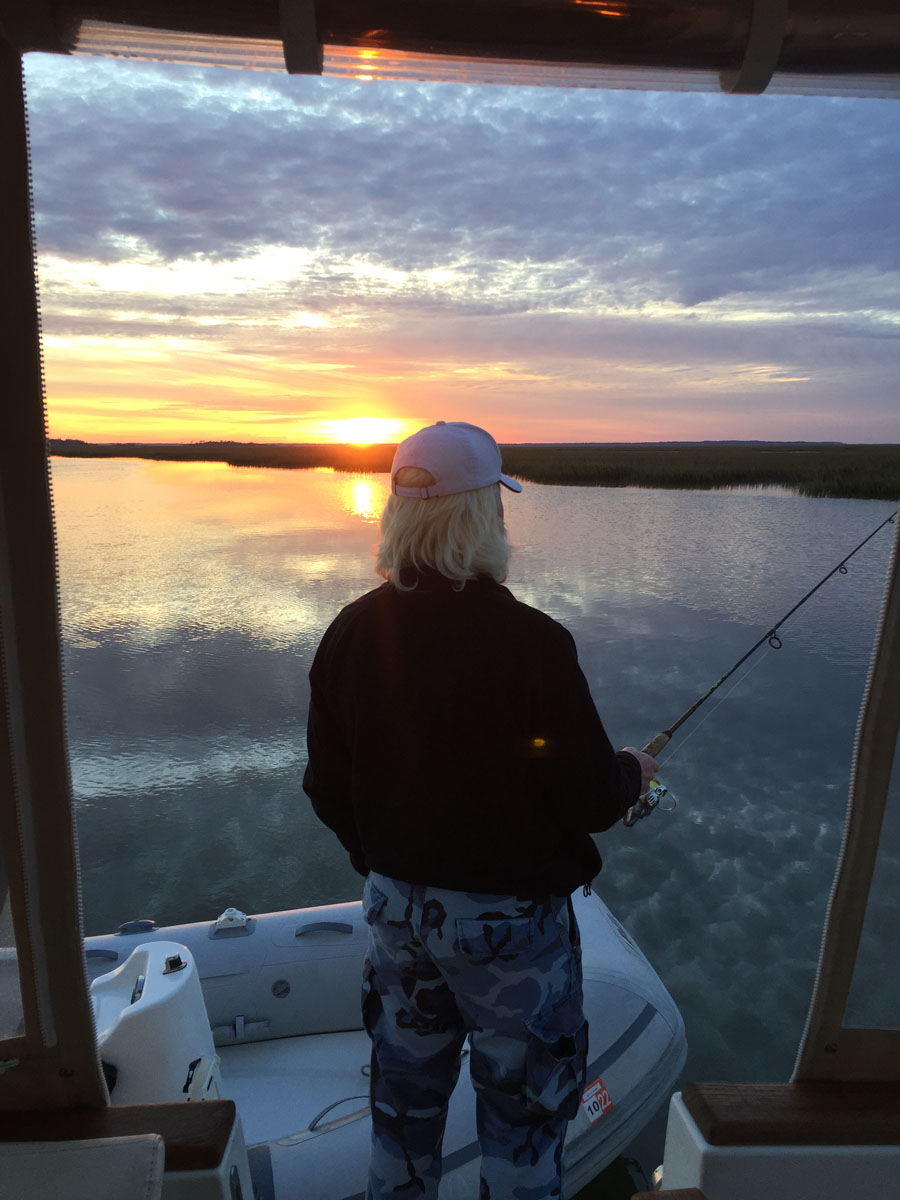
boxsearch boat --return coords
[81,889,686,1199]
[1,4,899,1199]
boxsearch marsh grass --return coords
[49,441,900,501]
[500,444,900,500]
[50,439,397,474]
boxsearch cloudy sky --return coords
[24,52,900,444]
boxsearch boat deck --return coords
[217,1029,372,1147]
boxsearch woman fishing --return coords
[303,420,658,1200]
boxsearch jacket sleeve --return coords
[302,652,367,874]
[537,622,642,832]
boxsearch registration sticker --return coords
[581,1076,614,1123]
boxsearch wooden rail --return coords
[632,1191,707,1200]
[682,1081,900,1146]
[0,1100,237,1172]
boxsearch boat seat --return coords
[0,1133,164,1200]
[657,1082,900,1200]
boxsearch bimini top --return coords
[5,0,900,99]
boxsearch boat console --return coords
[91,940,222,1107]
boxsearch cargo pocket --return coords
[456,916,533,964]
[361,958,382,1037]
[362,879,388,926]
[524,991,588,1121]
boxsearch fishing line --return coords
[660,644,776,768]
[624,505,898,826]
[627,650,776,820]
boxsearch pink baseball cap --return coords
[391,421,523,499]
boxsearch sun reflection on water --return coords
[342,475,389,523]
[50,458,391,648]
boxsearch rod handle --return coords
[642,731,671,759]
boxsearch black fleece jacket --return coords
[302,571,641,897]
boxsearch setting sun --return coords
[323,417,413,445]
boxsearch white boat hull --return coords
[85,888,686,1198]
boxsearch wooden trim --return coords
[0,33,107,1112]
[793,519,900,1082]
[632,1191,707,1200]
[795,1027,900,1084]
[0,1100,238,1171]
[682,1081,900,1147]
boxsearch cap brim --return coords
[499,474,523,493]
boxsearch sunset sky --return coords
[24,52,900,445]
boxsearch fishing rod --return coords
[624,505,898,827]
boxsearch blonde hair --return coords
[376,467,510,590]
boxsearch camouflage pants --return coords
[362,872,587,1200]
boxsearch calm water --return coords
[53,457,898,1161]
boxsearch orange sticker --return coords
[581,1076,614,1124]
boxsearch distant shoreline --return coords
[48,440,900,501]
